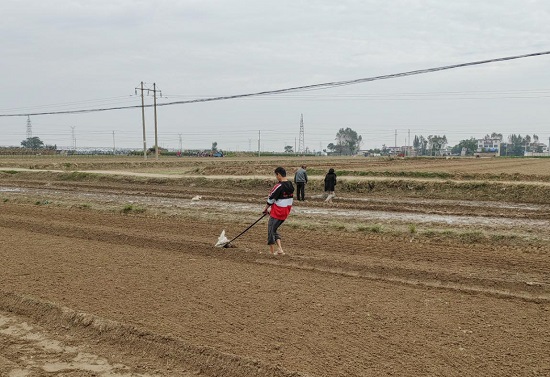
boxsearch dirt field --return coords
[1,156,549,376]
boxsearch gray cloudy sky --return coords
[1,0,550,152]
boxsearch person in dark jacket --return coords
[263,167,294,255]
[324,168,337,202]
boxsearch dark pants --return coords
[267,217,285,245]
[296,182,306,200]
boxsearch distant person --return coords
[294,165,308,201]
[324,168,337,202]
[263,167,294,255]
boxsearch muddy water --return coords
[2,186,548,231]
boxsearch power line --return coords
[164,88,550,101]
[0,95,138,112]
[1,50,550,117]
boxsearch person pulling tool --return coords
[215,166,294,253]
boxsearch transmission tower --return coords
[70,126,76,150]
[298,114,305,154]
[26,116,32,139]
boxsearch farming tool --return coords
[215,213,267,248]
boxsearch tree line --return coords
[17,130,548,157]
[321,129,547,157]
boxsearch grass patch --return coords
[489,233,519,242]
[357,224,383,233]
[121,204,146,214]
[59,171,93,181]
[420,228,487,243]
[458,230,485,243]
[63,162,78,169]
[329,221,347,231]
[332,170,453,179]
[0,170,20,175]
[287,221,318,230]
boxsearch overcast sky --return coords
[1,0,550,152]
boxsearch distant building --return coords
[529,141,548,153]
[523,142,549,156]
[476,136,501,153]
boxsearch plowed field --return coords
[1,156,549,376]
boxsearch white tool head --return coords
[214,230,230,247]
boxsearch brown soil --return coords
[1,159,549,376]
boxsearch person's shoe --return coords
[275,250,286,255]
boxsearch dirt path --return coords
[6,166,550,186]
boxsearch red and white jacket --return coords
[267,181,294,220]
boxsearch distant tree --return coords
[413,135,429,156]
[420,136,428,155]
[507,134,529,156]
[427,135,447,156]
[148,146,166,154]
[529,134,544,153]
[490,132,503,140]
[284,145,294,153]
[452,138,477,155]
[326,142,341,155]
[328,127,362,155]
[211,141,218,152]
[21,137,44,149]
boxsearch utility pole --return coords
[179,134,183,154]
[134,82,161,159]
[153,83,162,160]
[394,129,397,148]
[258,130,261,157]
[408,129,411,157]
[112,131,116,155]
[135,82,147,159]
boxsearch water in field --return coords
[2,186,548,231]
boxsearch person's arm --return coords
[264,184,282,213]
[304,171,308,183]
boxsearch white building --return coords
[476,137,501,153]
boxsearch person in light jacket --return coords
[294,165,308,201]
